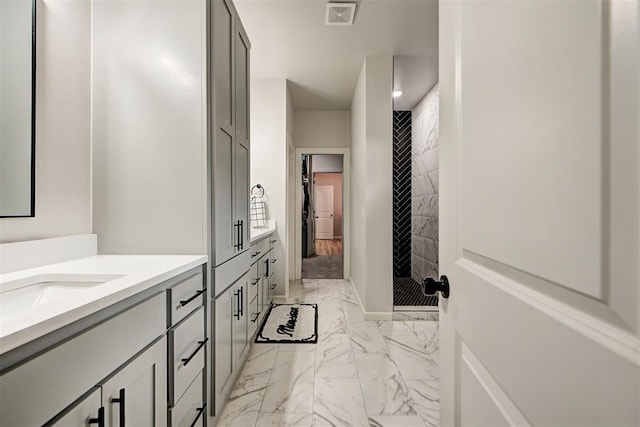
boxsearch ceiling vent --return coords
[325,3,356,26]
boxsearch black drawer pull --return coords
[182,338,208,366]
[88,407,104,427]
[111,388,125,426]
[179,289,205,306]
[251,312,260,323]
[270,240,277,244]
[271,258,277,264]
[271,284,277,290]
[251,250,261,258]
[190,405,206,427]
[251,278,260,286]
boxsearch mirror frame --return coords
[1,0,36,218]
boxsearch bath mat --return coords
[255,303,318,344]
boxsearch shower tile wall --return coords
[392,111,412,278]
[411,83,439,282]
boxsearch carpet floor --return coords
[302,255,343,279]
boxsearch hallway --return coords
[217,279,439,426]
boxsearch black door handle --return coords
[111,389,125,426]
[422,275,450,299]
[88,407,105,427]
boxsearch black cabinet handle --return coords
[111,389,125,426]
[271,258,277,264]
[190,405,206,427]
[251,277,260,286]
[233,221,241,250]
[251,312,260,323]
[88,407,104,427]
[182,338,208,366]
[271,284,277,290]
[239,286,244,316]
[264,259,269,278]
[270,239,277,244]
[179,289,205,306]
[233,290,240,319]
[240,220,244,250]
[251,250,261,258]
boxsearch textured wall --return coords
[411,83,439,281]
[392,111,412,277]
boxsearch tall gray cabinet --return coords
[213,0,251,266]
[210,0,253,420]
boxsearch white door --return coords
[439,0,639,425]
[314,185,334,240]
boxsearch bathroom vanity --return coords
[0,237,207,426]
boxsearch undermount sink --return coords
[0,274,124,317]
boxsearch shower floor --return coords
[393,277,438,308]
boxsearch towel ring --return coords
[251,184,264,197]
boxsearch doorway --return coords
[301,155,344,279]
[392,57,440,311]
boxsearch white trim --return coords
[273,295,287,305]
[364,311,393,321]
[458,257,640,367]
[461,340,532,426]
[295,148,350,281]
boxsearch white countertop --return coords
[0,254,207,354]
[250,221,276,243]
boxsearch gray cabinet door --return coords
[214,287,234,416]
[233,273,250,366]
[214,127,236,266]
[51,388,102,426]
[102,338,167,427]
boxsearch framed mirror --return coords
[0,0,36,217]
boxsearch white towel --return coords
[250,196,267,227]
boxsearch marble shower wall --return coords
[411,83,439,282]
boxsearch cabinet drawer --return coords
[170,307,205,404]
[170,370,205,427]
[248,295,260,337]
[248,262,259,301]
[167,270,205,327]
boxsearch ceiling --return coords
[234,0,439,111]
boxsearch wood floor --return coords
[314,239,342,256]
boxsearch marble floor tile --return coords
[256,413,314,426]
[355,353,418,416]
[314,378,369,427]
[368,415,426,427]
[261,351,315,414]
[348,321,389,355]
[315,333,358,378]
[384,334,438,380]
[405,380,439,427]
[317,306,347,338]
[217,384,265,427]
[343,301,365,324]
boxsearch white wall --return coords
[0,0,91,243]
[286,82,296,284]
[350,55,394,317]
[312,154,343,173]
[294,111,351,149]
[251,78,288,296]
[350,62,367,302]
[91,0,206,254]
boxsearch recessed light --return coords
[393,90,403,98]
